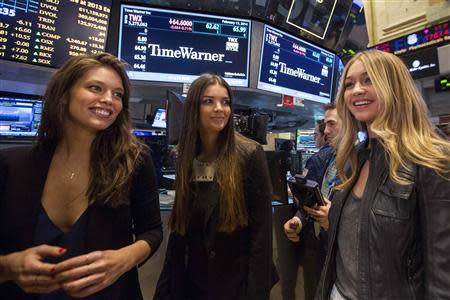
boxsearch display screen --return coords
[118,5,251,87]
[0,0,111,67]
[287,0,338,39]
[258,25,335,103]
[296,129,316,150]
[374,20,449,55]
[0,92,43,139]
[152,108,166,129]
[399,47,440,79]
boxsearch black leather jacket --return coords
[315,139,450,300]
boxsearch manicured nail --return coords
[50,267,55,272]
[58,248,66,253]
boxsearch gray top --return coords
[335,192,362,300]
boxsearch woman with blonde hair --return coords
[315,50,450,300]
[154,74,277,300]
[0,53,162,299]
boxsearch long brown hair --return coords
[37,53,147,207]
[170,74,247,235]
[335,50,450,191]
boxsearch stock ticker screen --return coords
[258,25,335,104]
[118,5,251,87]
[0,0,111,67]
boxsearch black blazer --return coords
[0,145,163,300]
[154,139,278,300]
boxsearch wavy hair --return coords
[335,50,450,191]
[37,53,147,207]
[170,74,247,235]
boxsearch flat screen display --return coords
[258,25,335,103]
[374,20,449,55]
[296,129,316,150]
[399,47,440,79]
[0,0,111,67]
[152,108,166,129]
[0,92,43,139]
[118,5,251,87]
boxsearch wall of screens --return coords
[118,5,251,87]
[258,25,336,104]
[0,0,111,67]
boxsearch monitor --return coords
[296,129,316,150]
[118,5,251,87]
[0,92,43,139]
[399,47,440,79]
[166,90,185,145]
[0,0,112,67]
[264,151,288,204]
[257,25,336,103]
[152,108,167,129]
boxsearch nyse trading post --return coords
[118,5,251,87]
[0,0,111,67]
[258,25,335,104]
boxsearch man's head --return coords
[314,119,327,148]
[323,102,341,148]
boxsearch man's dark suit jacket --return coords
[0,145,163,300]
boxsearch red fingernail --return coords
[58,248,66,253]
[50,267,55,272]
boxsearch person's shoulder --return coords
[236,133,262,155]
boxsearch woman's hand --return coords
[54,241,150,298]
[304,198,331,231]
[1,245,65,294]
[53,249,129,298]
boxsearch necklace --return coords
[55,154,78,180]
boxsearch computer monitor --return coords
[265,151,288,204]
[166,91,185,145]
[151,108,167,129]
[0,92,43,140]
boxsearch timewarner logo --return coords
[148,44,225,62]
[279,62,321,83]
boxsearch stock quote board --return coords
[0,0,111,67]
[258,25,335,104]
[118,5,251,87]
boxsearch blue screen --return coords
[152,108,166,129]
[118,5,251,87]
[258,25,335,103]
[0,93,43,138]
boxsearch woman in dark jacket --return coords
[0,53,163,299]
[315,50,450,300]
[154,74,276,300]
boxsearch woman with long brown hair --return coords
[154,74,276,300]
[0,53,162,299]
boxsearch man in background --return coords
[283,102,341,299]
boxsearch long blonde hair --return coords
[170,74,247,235]
[335,50,450,190]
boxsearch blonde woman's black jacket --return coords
[315,139,450,300]
[0,145,163,300]
[154,141,278,300]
